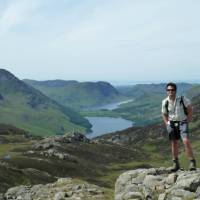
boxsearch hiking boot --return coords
[189,159,196,171]
[169,159,180,172]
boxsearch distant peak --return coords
[23,79,79,87]
[0,68,18,80]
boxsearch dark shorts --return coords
[166,120,189,140]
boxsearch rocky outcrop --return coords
[26,132,90,161]
[32,132,90,150]
[4,177,105,200]
[0,161,55,196]
[26,148,77,161]
[115,168,200,200]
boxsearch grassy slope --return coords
[0,107,85,136]
[0,94,89,136]
[1,100,200,198]
[24,80,127,110]
[0,70,91,135]
[114,93,164,125]
[0,123,170,199]
[0,124,165,199]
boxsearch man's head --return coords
[166,82,177,99]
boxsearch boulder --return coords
[4,177,105,200]
[115,168,200,200]
[32,132,90,150]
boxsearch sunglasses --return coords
[166,89,175,92]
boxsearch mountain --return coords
[116,83,194,98]
[23,79,126,110]
[0,69,91,135]
[185,84,200,98]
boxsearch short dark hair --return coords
[166,82,177,91]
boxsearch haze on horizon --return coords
[0,0,200,84]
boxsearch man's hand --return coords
[187,105,193,123]
[162,113,169,125]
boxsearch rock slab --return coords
[115,168,200,200]
[4,177,105,200]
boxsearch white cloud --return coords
[0,0,200,82]
[0,0,42,36]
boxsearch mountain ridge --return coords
[24,79,126,109]
[0,69,91,135]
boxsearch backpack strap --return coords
[165,100,169,115]
[180,96,188,115]
[165,96,188,116]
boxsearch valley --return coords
[1,69,200,199]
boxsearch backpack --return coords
[165,96,188,115]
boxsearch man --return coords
[161,82,196,171]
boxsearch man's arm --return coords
[162,113,169,125]
[161,99,169,125]
[187,105,193,122]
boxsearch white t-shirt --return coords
[161,96,191,121]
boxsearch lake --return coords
[86,116,133,138]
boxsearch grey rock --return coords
[123,191,143,200]
[4,177,105,200]
[166,173,178,185]
[30,133,90,162]
[54,192,66,200]
[32,132,90,151]
[66,191,73,197]
[0,194,4,200]
[196,186,200,198]
[170,189,195,199]
[171,197,182,200]
[143,187,152,199]
[174,171,200,192]
[158,193,166,200]
[3,154,11,160]
[115,168,200,200]
[144,175,165,189]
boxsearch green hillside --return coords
[113,83,198,125]
[1,93,200,198]
[0,69,91,135]
[23,79,127,110]
[185,84,200,98]
[116,83,193,97]
[79,83,200,126]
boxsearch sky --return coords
[0,0,200,84]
